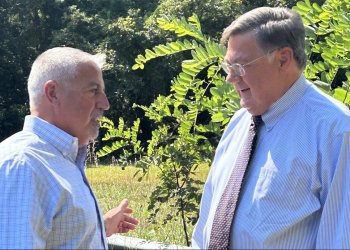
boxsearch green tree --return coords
[98,0,349,244]
[0,0,64,140]
[98,14,239,245]
[293,0,350,105]
[0,0,294,141]
[0,0,161,141]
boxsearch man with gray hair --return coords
[0,47,138,249]
[192,7,350,249]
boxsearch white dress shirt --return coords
[192,75,350,249]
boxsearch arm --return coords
[316,133,350,248]
[103,199,139,237]
[0,157,49,249]
[191,177,214,249]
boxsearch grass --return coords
[86,164,209,246]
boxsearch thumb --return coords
[119,199,129,210]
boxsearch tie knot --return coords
[252,115,263,129]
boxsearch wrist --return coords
[104,217,110,237]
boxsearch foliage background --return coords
[96,0,348,245]
[0,0,322,141]
[1,0,349,245]
[0,0,231,141]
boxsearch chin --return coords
[90,131,99,140]
[244,106,256,115]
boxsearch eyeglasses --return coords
[222,50,277,78]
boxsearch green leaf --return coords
[211,112,225,122]
[145,49,156,59]
[188,14,201,30]
[296,2,312,12]
[319,12,332,22]
[132,64,140,70]
[346,72,350,80]
[172,84,188,96]
[305,0,312,8]
[333,88,350,104]
[178,72,193,82]
[312,3,323,12]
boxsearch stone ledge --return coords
[108,234,192,250]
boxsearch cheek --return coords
[242,78,264,100]
[74,99,95,114]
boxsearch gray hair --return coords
[221,7,307,69]
[28,47,106,108]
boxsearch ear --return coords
[277,47,293,71]
[44,80,59,104]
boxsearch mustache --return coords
[92,110,104,120]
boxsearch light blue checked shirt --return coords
[192,75,350,249]
[0,115,108,249]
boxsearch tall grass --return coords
[86,164,209,246]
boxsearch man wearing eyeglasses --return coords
[192,6,350,249]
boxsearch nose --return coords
[98,92,110,111]
[225,72,241,84]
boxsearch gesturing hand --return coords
[103,199,139,237]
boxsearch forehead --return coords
[75,62,104,87]
[225,32,260,62]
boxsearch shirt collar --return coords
[262,74,311,131]
[23,115,86,167]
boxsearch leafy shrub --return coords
[294,0,350,105]
[98,0,350,244]
[98,14,239,245]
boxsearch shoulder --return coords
[304,84,350,115]
[215,108,251,147]
[0,131,49,174]
[224,108,251,132]
[302,84,350,133]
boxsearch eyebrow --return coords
[224,54,246,64]
[86,82,105,91]
[90,81,101,87]
[224,54,253,65]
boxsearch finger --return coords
[123,207,133,214]
[121,221,137,230]
[118,227,130,233]
[119,199,129,209]
[124,216,139,225]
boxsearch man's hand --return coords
[103,199,139,237]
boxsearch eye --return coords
[89,88,98,94]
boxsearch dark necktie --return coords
[209,115,263,249]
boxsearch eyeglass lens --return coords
[222,63,245,77]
